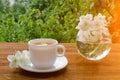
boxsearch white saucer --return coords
[19,56,68,73]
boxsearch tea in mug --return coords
[33,42,53,46]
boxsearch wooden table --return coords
[0,43,120,80]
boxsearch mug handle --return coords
[57,45,65,57]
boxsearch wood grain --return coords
[0,43,120,80]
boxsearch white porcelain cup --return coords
[28,38,65,69]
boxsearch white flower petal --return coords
[9,62,18,68]
[22,50,28,54]
[22,50,30,56]
[19,50,31,64]
[77,30,88,43]
[7,55,15,62]
[15,51,22,59]
[85,14,93,20]
[15,51,21,56]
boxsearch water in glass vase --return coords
[76,41,111,60]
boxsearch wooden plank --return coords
[0,43,120,80]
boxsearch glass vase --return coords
[76,30,112,60]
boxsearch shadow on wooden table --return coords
[18,68,67,78]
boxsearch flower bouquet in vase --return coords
[76,13,112,60]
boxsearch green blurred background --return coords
[0,0,111,42]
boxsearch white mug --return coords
[28,38,65,69]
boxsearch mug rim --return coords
[28,38,58,47]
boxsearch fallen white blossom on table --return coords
[7,50,30,68]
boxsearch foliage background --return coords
[0,0,111,42]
